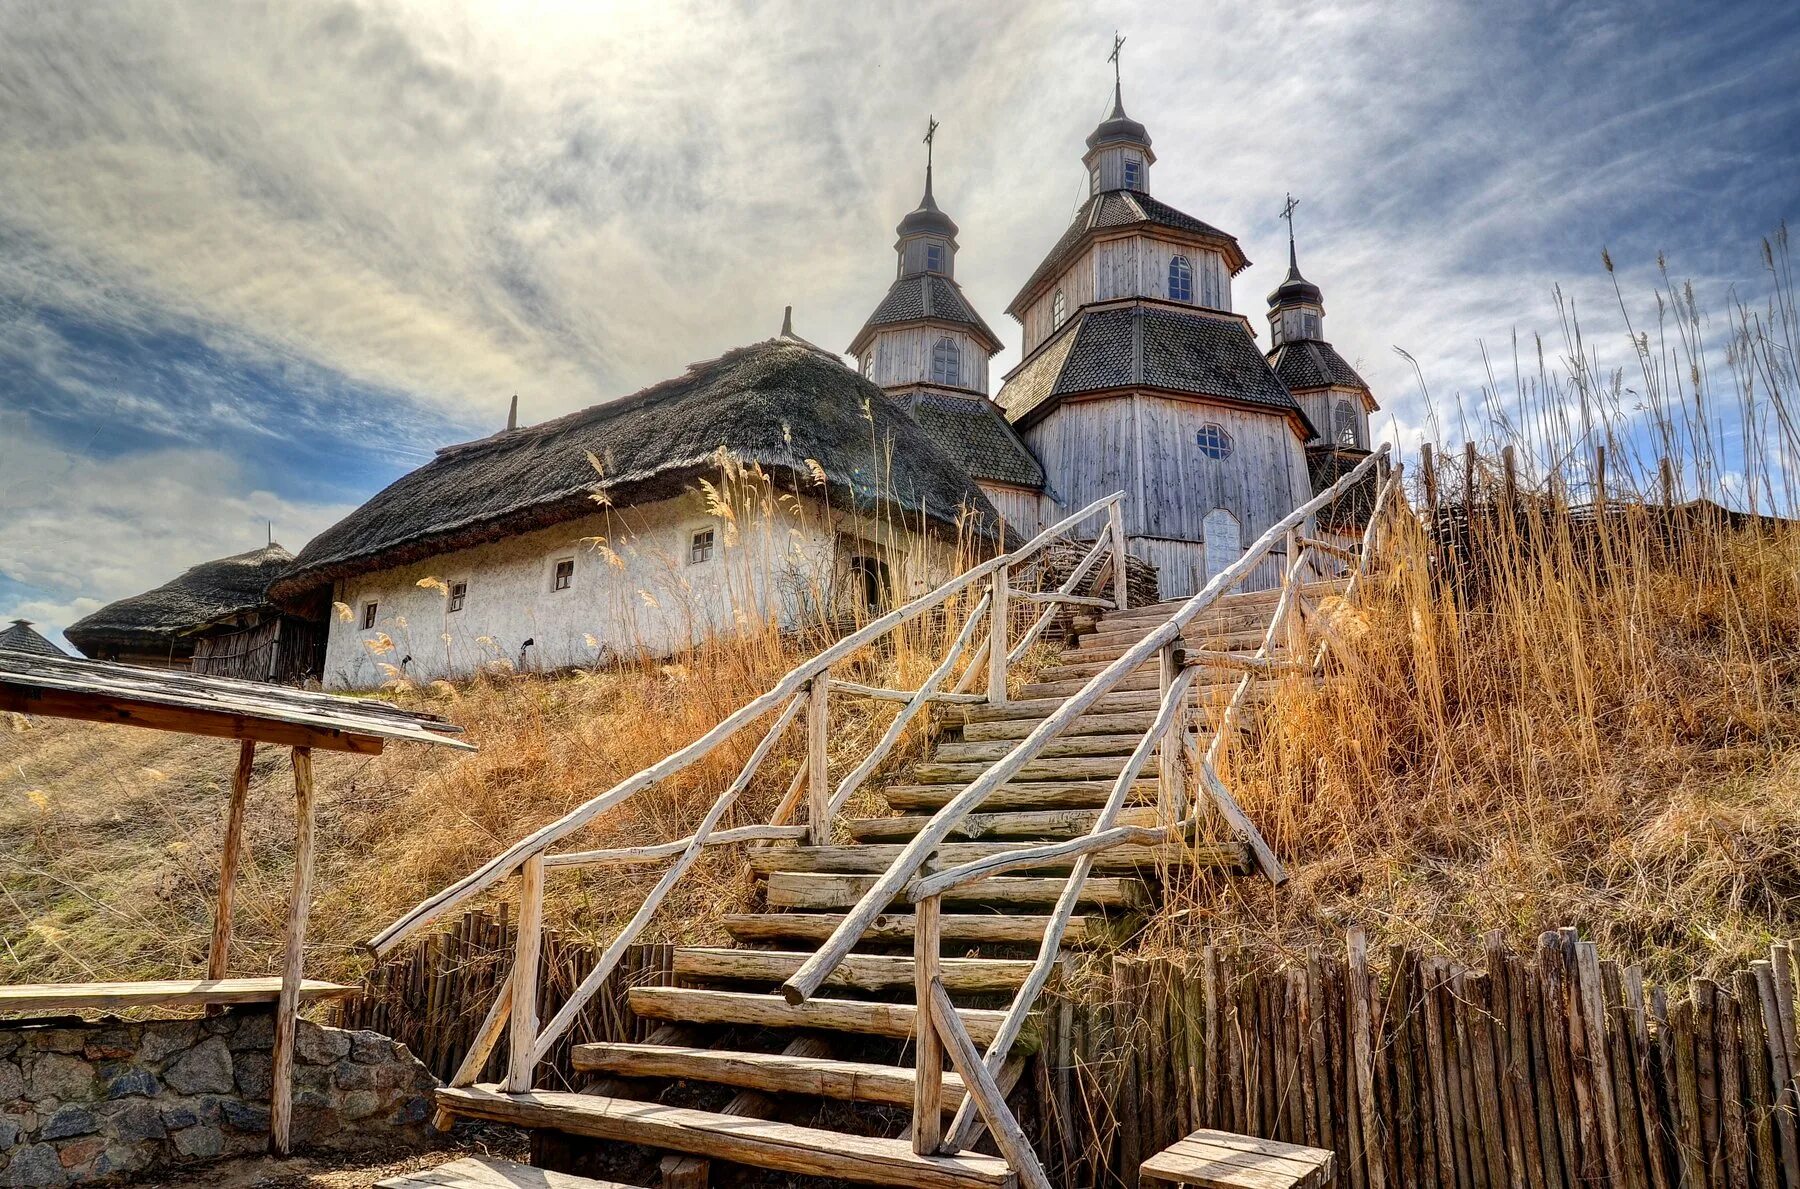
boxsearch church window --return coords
[552,557,574,591]
[925,242,944,273]
[861,352,872,378]
[931,336,962,386]
[1168,256,1193,303]
[1335,400,1361,449]
[1302,311,1320,339]
[447,582,466,613]
[689,527,715,564]
[1123,155,1142,191]
[1052,289,1067,329]
[361,601,378,630]
[1195,423,1234,460]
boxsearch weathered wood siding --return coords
[1021,237,1232,353]
[1086,145,1150,195]
[897,236,955,278]
[1293,387,1370,449]
[863,326,989,394]
[1026,394,1312,598]
[977,482,1048,538]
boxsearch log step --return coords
[1077,610,1279,649]
[625,986,1012,1046]
[762,871,1150,911]
[882,779,1155,812]
[751,840,1225,878]
[932,733,1147,762]
[911,756,1135,784]
[1095,581,1347,625]
[1017,672,1161,699]
[848,805,1163,841]
[434,1087,1017,1189]
[674,947,1033,992]
[570,1043,967,1111]
[960,710,1159,741]
[722,912,1128,948]
[961,690,1168,721]
[1042,645,1274,681]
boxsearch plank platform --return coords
[436,1086,1018,1189]
[570,1042,967,1110]
[0,977,355,1015]
[1139,1129,1335,1189]
[376,1155,635,1188]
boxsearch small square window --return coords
[925,243,944,273]
[552,558,574,591]
[361,601,378,630]
[448,582,467,612]
[689,528,715,565]
[1123,157,1142,191]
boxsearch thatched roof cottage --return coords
[269,332,998,689]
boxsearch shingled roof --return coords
[0,620,65,658]
[1007,190,1248,316]
[270,339,998,604]
[849,273,1003,354]
[64,544,294,655]
[896,391,1045,490]
[1269,338,1371,394]
[995,301,1312,434]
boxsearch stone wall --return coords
[0,1008,436,1186]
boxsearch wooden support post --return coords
[987,571,1010,706]
[806,677,830,845]
[1422,443,1439,521]
[504,854,545,1093]
[1157,641,1187,827]
[207,739,256,989]
[1660,456,1677,508]
[269,746,316,1156]
[1107,501,1129,611]
[913,895,945,1156]
[1500,446,1517,516]
[1594,445,1607,509]
[433,972,514,1131]
[929,978,1054,1189]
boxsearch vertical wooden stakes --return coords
[504,853,545,1092]
[806,676,830,845]
[1156,640,1187,827]
[269,745,316,1156]
[1107,500,1129,611]
[987,570,1011,706]
[207,739,257,986]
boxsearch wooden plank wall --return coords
[1032,931,1800,1189]
[336,907,674,1090]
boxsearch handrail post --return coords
[912,893,945,1154]
[806,676,830,845]
[1157,640,1187,826]
[1107,499,1128,611]
[504,853,545,1092]
[986,571,1010,705]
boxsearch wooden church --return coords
[853,63,1378,597]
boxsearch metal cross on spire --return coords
[1108,31,1126,87]
[1280,192,1301,268]
[924,115,938,169]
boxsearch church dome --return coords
[1085,83,1151,152]
[1267,264,1322,309]
[896,177,958,239]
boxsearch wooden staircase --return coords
[439,589,1326,1188]
[378,451,1398,1189]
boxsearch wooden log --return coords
[1119,958,1144,1187]
[1626,967,1671,1189]
[929,979,1052,1188]
[1574,942,1623,1183]
[987,568,1011,706]
[269,745,316,1156]
[1307,948,1337,1159]
[807,676,831,845]
[1420,958,1461,1189]
[1464,974,1512,1189]
[1600,961,1651,1189]
[1294,967,1320,1150]
[1186,960,1206,1134]
[1017,592,1114,608]
[1346,929,1385,1189]
[1754,955,1800,1189]
[1695,979,1724,1189]
[1149,960,1172,1151]
[1107,499,1129,612]
[626,987,1012,1047]
[1716,987,1752,1189]
[504,854,545,1093]
[547,824,809,867]
[1735,970,1779,1189]
[828,680,987,705]
[1204,946,1222,1129]
[1158,642,1188,825]
[908,827,1169,899]
[1531,936,1579,1189]
[657,1034,834,1189]
[913,896,945,1155]
[1671,995,1708,1189]
[1483,935,1529,1189]
[206,739,257,989]
[780,452,1387,1006]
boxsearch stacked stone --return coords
[0,1009,436,1186]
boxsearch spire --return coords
[921,115,938,209]
[1268,191,1322,310]
[1087,32,1151,154]
[896,116,958,244]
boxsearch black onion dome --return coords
[897,169,958,239]
[1267,237,1323,308]
[1086,84,1151,151]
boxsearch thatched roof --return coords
[64,544,294,655]
[270,338,998,605]
[0,619,65,658]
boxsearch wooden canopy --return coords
[0,651,473,1155]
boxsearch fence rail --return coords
[1037,929,1800,1189]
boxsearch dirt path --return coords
[120,1126,527,1187]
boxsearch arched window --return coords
[1168,256,1193,303]
[931,337,961,387]
[1052,289,1067,329]
[1334,400,1361,448]
[860,352,872,378]
[1195,423,1234,460]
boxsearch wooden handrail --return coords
[780,446,1388,1007]
[828,680,986,705]
[367,493,1122,957]
[1311,462,1404,673]
[909,825,1171,900]
[543,824,810,868]
[1008,530,1112,664]
[1202,542,1316,770]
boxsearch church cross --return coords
[1108,32,1126,88]
[1280,192,1300,238]
[923,115,938,171]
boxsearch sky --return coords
[2,0,1796,647]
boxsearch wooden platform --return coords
[377,1155,637,1187]
[1140,1129,1334,1189]
[0,977,356,1015]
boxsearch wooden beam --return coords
[206,739,257,990]
[1107,500,1129,611]
[0,977,351,1014]
[543,825,807,869]
[269,745,316,1156]
[806,677,831,846]
[928,978,1053,1189]
[505,855,546,1092]
[829,680,987,706]
[908,827,1169,900]
[913,896,946,1155]
[987,570,1010,705]
[1016,592,1113,608]
[433,972,513,1131]
[0,686,383,754]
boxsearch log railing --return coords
[384,490,1129,1102]
[778,445,1394,1185]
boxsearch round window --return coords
[1196,423,1234,459]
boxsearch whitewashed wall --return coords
[320,491,965,690]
